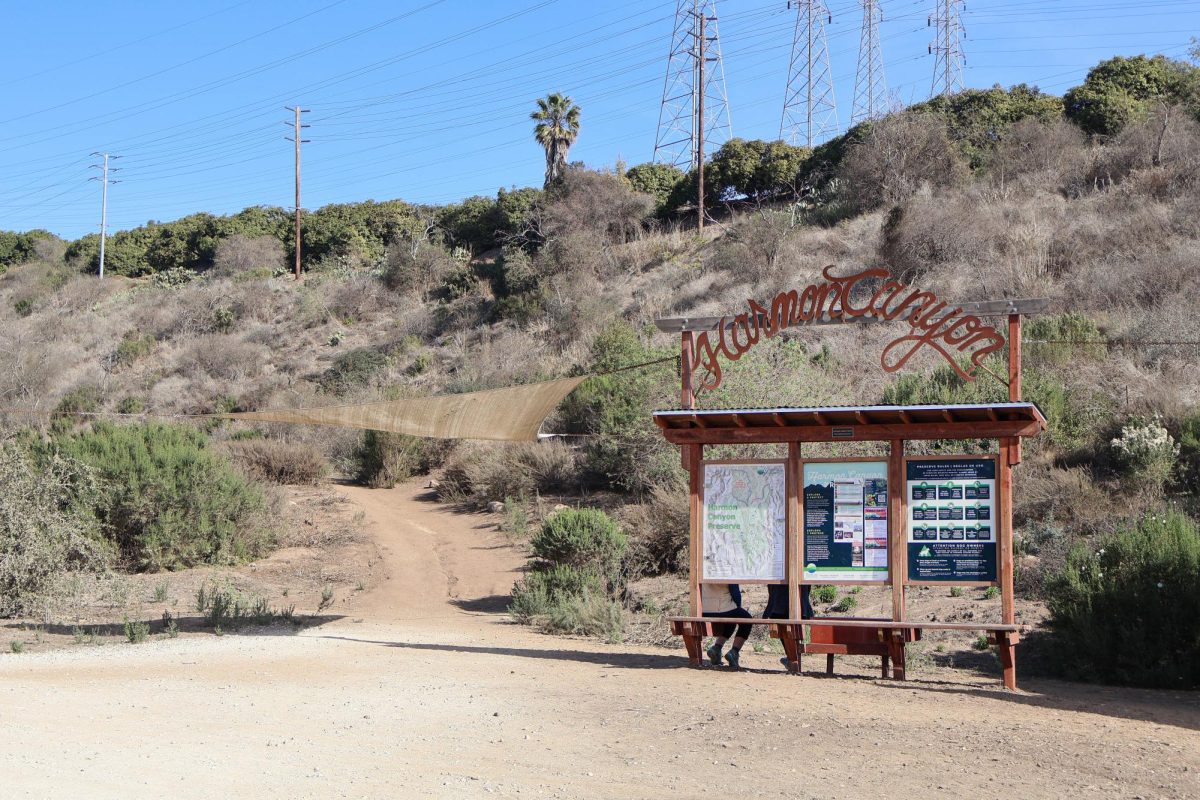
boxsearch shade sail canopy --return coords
[653,402,1047,445]
[218,376,588,442]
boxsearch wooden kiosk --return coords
[654,271,1049,689]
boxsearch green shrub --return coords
[543,591,624,642]
[812,585,838,604]
[1046,510,1200,688]
[830,594,858,613]
[319,347,389,395]
[0,443,110,618]
[509,564,603,623]
[437,441,576,507]
[55,385,105,417]
[116,397,146,415]
[1178,412,1200,494]
[113,333,156,368]
[353,430,449,489]
[225,439,330,486]
[882,362,1110,453]
[124,618,150,643]
[47,422,274,571]
[531,508,627,578]
[557,322,679,494]
[1026,313,1106,367]
[500,498,530,538]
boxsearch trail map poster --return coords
[907,458,997,582]
[802,461,889,583]
[701,462,787,582]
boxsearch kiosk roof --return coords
[652,402,1046,444]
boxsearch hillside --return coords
[2,56,1200,687]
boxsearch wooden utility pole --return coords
[285,106,310,280]
[696,11,706,231]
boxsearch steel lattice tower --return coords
[781,0,838,148]
[929,0,966,98]
[653,0,732,170]
[852,1,887,125]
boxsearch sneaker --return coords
[706,643,722,665]
[725,649,741,670]
[779,656,790,667]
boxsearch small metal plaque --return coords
[831,427,855,439]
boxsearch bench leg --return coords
[997,631,1018,690]
[681,623,704,667]
[886,632,906,681]
[826,654,835,675]
[778,625,801,674]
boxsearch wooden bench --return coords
[668,616,1028,688]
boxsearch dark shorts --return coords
[703,607,752,640]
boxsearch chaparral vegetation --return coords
[2,54,1200,687]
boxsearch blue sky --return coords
[1,0,1197,240]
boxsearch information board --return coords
[802,461,889,583]
[701,462,787,581]
[906,457,998,583]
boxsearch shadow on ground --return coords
[320,634,687,671]
[5,614,347,639]
[450,595,511,614]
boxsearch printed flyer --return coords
[803,461,888,583]
[906,458,997,582]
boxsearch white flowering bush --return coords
[1110,415,1180,489]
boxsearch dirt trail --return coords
[2,481,1198,799]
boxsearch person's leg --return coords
[725,609,753,668]
[705,618,732,665]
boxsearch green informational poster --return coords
[906,458,997,583]
[702,462,787,582]
[802,461,889,583]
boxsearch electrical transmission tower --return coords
[781,1,838,148]
[929,0,966,98]
[653,0,732,171]
[852,1,887,125]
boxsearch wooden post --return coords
[680,332,695,471]
[1007,314,1022,401]
[696,12,706,232]
[1002,313,1022,688]
[788,441,801,621]
[688,444,703,617]
[680,331,695,410]
[1008,313,1023,464]
[998,437,1017,689]
[888,439,905,623]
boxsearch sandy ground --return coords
[1,482,1197,799]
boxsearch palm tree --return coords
[531,93,581,189]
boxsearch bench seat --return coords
[666,615,1024,688]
